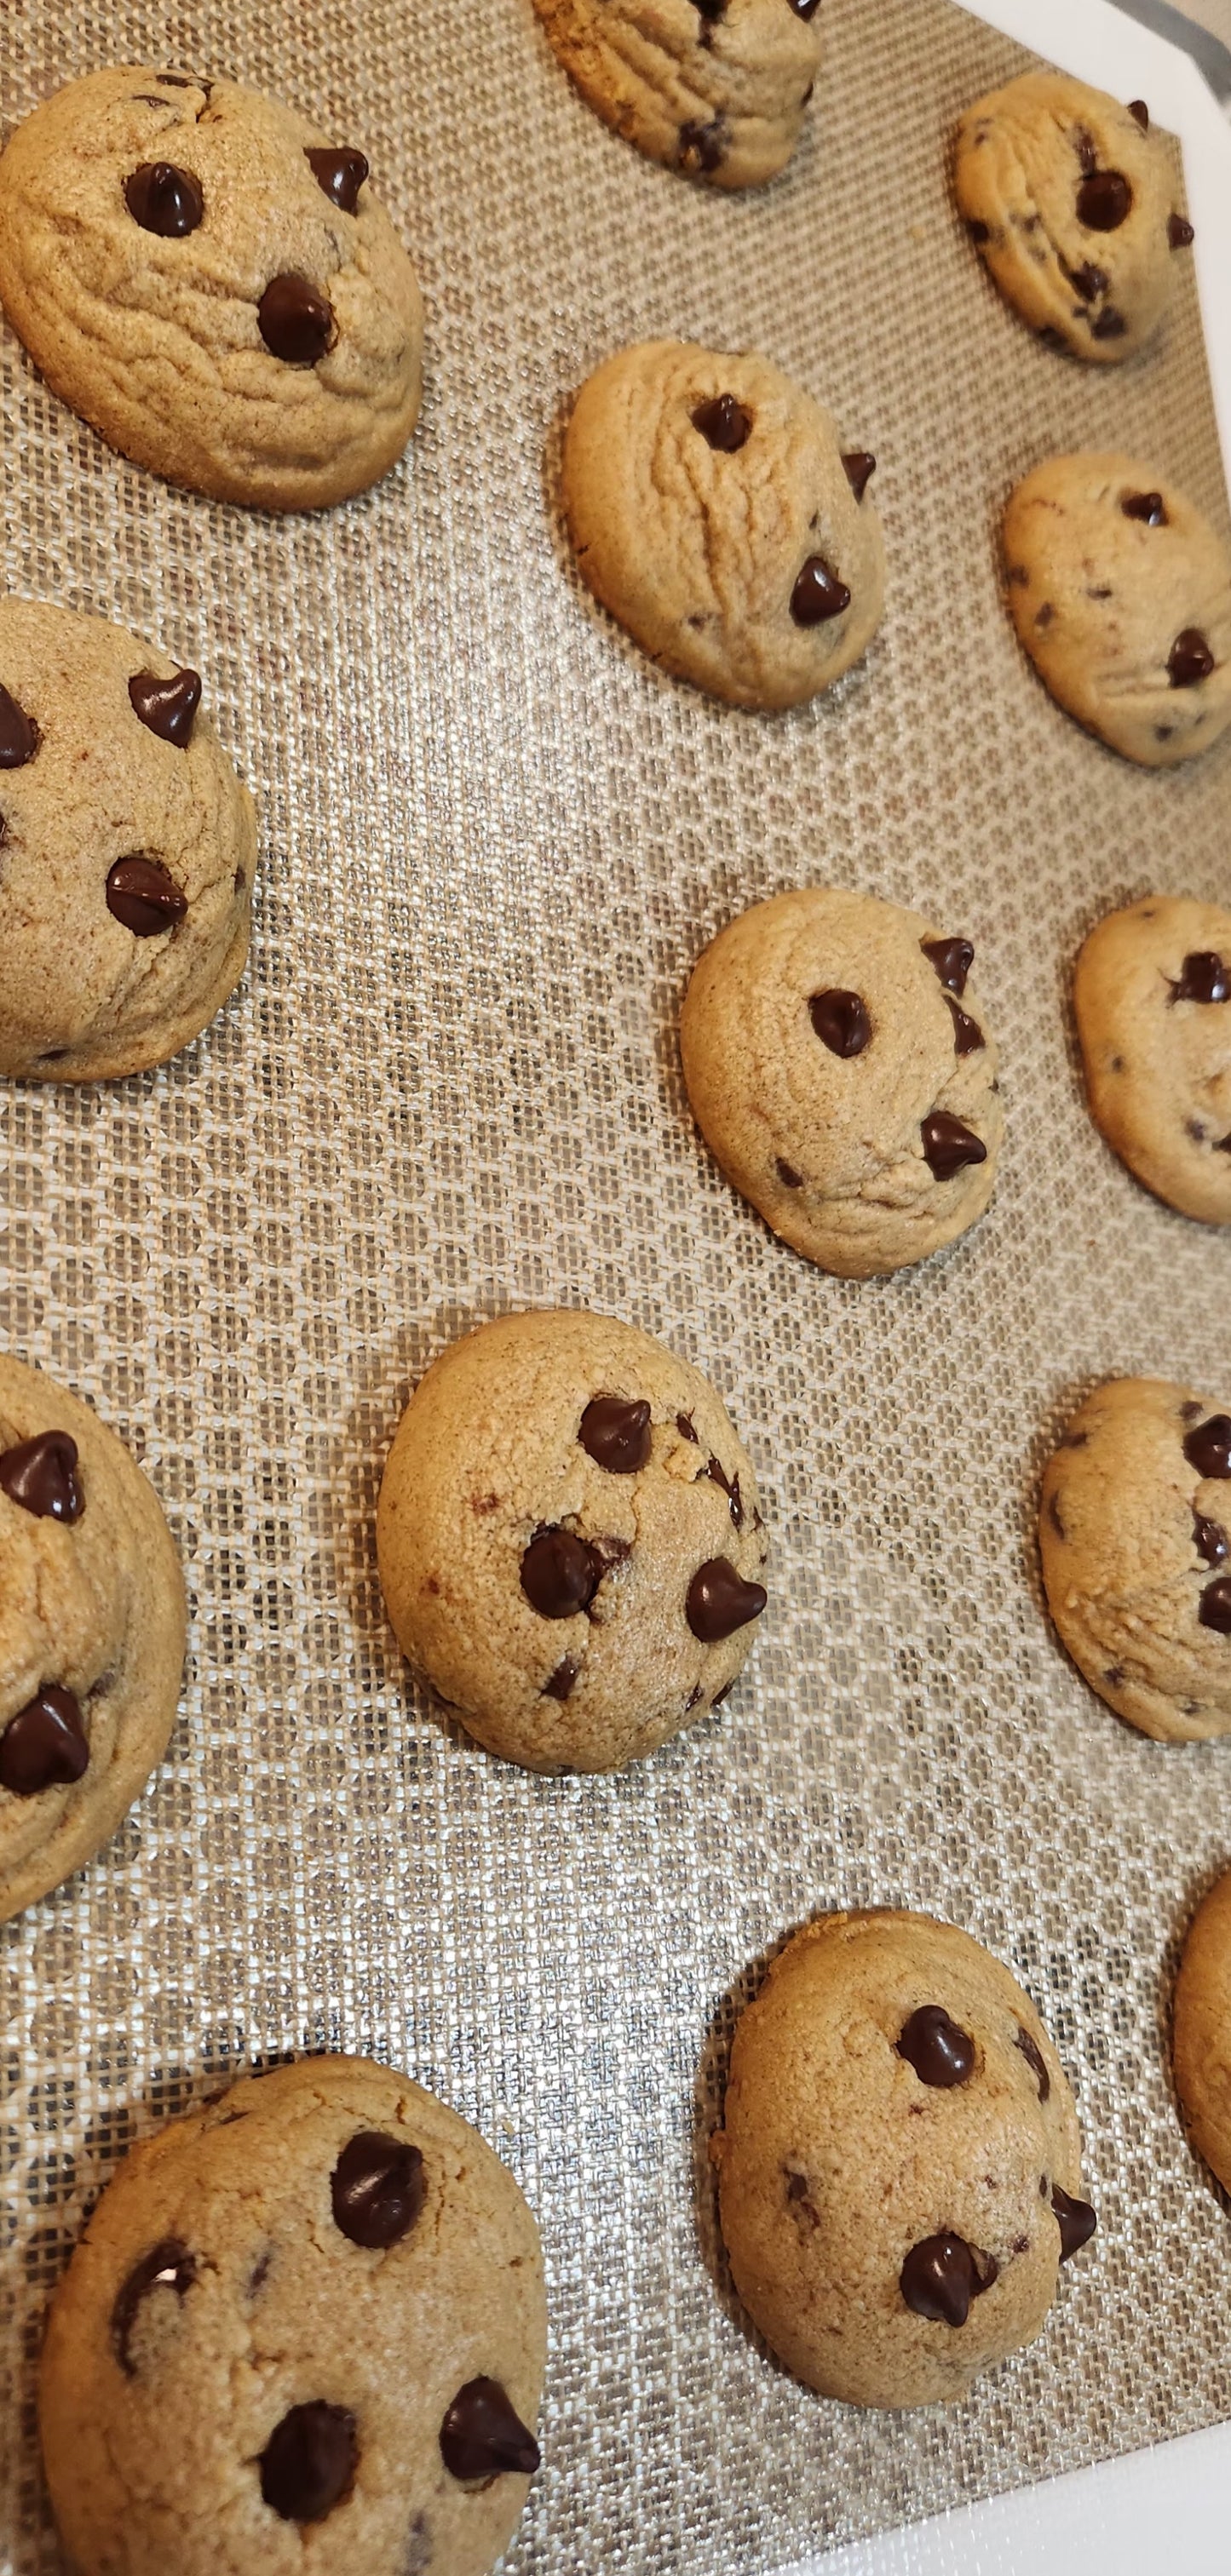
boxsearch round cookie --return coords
[1040,1378,1231,1743]
[0,595,256,1081]
[0,68,424,510]
[561,340,884,710]
[0,1351,186,1923]
[1073,896,1231,1224]
[954,72,1192,363]
[39,2055,546,2576]
[1003,455,1231,767]
[679,886,1003,1278]
[710,1912,1095,2410]
[376,1307,768,1773]
[531,0,821,192]
[1173,1867,1231,2194]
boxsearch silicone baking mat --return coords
[1,0,1229,2567]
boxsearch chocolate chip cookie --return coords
[531,0,821,191]
[0,596,256,1081]
[376,1308,768,1772]
[1003,455,1231,766]
[710,1912,1095,2409]
[679,886,1002,1277]
[0,1352,186,1923]
[39,2055,546,2576]
[954,73,1192,363]
[0,68,423,509]
[1040,1378,1231,1742]
[561,340,884,709]
[1173,1867,1231,2194]
[1073,896,1231,1224]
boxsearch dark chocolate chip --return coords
[124,160,204,236]
[261,2402,358,2522]
[1049,1492,1067,1542]
[1065,259,1108,302]
[776,1158,803,1189]
[1184,1417,1231,1479]
[1015,2027,1050,2101]
[790,0,821,15]
[1122,491,1166,525]
[897,2005,975,2087]
[1051,2183,1097,2260]
[791,556,851,625]
[677,117,727,173]
[686,1558,767,1642]
[1090,306,1127,339]
[112,2240,195,2373]
[258,273,335,364]
[331,2131,425,2249]
[1169,630,1216,688]
[921,936,973,996]
[128,666,201,749]
[0,1429,83,1522]
[1218,1134,1231,1155]
[1078,169,1131,230]
[706,1456,744,1529]
[588,1533,630,1577]
[544,1655,579,1701]
[968,217,991,244]
[809,989,871,1056]
[945,992,985,1056]
[1169,212,1194,250]
[1128,99,1149,131]
[1199,1578,1231,1635]
[0,1684,89,1795]
[0,683,38,768]
[841,451,877,503]
[106,854,187,936]
[579,1395,651,1474]
[440,2378,540,2482]
[305,146,369,214]
[520,1527,602,1619]
[692,393,751,452]
[1172,951,1229,1005]
[676,1413,699,1443]
[900,2232,996,2326]
[921,1111,986,1180]
[693,0,726,20]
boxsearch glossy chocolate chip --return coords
[1051,2183,1097,2260]
[0,683,37,769]
[900,2232,995,2326]
[1169,212,1194,250]
[1199,1578,1231,1634]
[1172,951,1230,1005]
[705,1456,744,1529]
[1183,1416,1231,1480]
[841,451,877,503]
[686,1558,767,1642]
[1122,491,1167,525]
[440,2378,540,2482]
[112,2240,196,2373]
[579,1395,651,1474]
[106,855,187,937]
[921,936,973,996]
[897,2005,975,2087]
[0,1429,83,1522]
[521,1527,601,1618]
[124,160,204,236]
[692,393,751,452]
[305,146,369,213]
[1015,2027,1050,2100]
[1194,1513,1229,1568]
[921,1112,986,1180]
[543,1656,578,1701]
[790,0,821,15]
[1169,629,1216,688]
[1128,99,1150,130]
[261,2402,358,2521]
[945,993,985,1056]
[331,2131,425,2249]
[0,1684,89,1795]
[129,667,201,749]
[776,1159,803,1189]
[808,989,871,1057]
[258,273,334,364]
[1067,258,1108,301]
[1077,169,1131,230]
[676,1413,699,1443]
[791,556,851,626]
[678,117,726,173]
[1090,306,1127,340]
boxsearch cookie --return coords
[679,886,1002,1277]
[954,73,1192,363]
[0,596,256,1081]
[377,1307,768,1773]
[0,1352,186,1923]
[561,340,884,710]
[0,68,423,509]
[1173,1867,1231,2194]
[1003,455,1231,767]
[39,2055,546,2576]
[1040,1378,1231,1743]
[710,1912,1095,2410]
[1073,896,1231,1224]
[531,0,821,192]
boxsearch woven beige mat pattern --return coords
[0,0,1229,2566]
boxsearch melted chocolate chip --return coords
[1183,1417,1231,1480]
[1170,630,1216,687]
[440,2378,540,2482]
[0,1429,83,1522]
[1051,2183,1097,2260]
[129,667,201,748]
[124,160,204,236]
[579,1395,651,1474]
[1194,1513,1229,1568]
[808,988,871,1056]
[1090,306,1127,339]
[258,273,334,364]
[305,146,370,214]
[791,557,851,625]
[1015,2027,1050,2101]
[1078,169,1131,230]
[0,1684,88,1795]
[677,117,726,173]
[968,217,991,244]
[1067,259,1108,301]
[945,992,985,1056]
[900,2232,996,2326]
[1122,491,1167,525]
[921,936,973,996]
[692,393,751,452]
[790,0,821,15]
[1128,99,1149,132]
[0,683,38,768]
[106,855,187,936]
[112,2240,196,2373]
[706,1456,744,1529]
[261,2402,358,2521]
[693,0,726,20]
[897,2005,975,2087]
[1199,1578,1231,1635]
[686,1558,767,1642]
[1169,212,1194,250]
[1172,950,1229,1005]
[1049,1492,1067,1542]
[676,1413,699,1443]
[521,1527,603,1618]
[841,451,877,503]
[331,2131,425,2248]
[921,1112,986,1180]
[776,1159,803,1189]
[544,1656,579,1701]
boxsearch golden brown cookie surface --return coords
[1074,896,1231,1222]
[532,0,822,191]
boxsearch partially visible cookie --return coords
[0,1352,186,1923]
[1173,1867,1231,2194]
[0,68,424,509]
[531,0,821,191]
[679,886,1002,1277]
[954,72,1191,362]
[0,595,256,1081]
[1003,455,1231,766]
[39,2055,546,2576]
[1073,896,1231,1224]
[561,340,884,710]
[1040,1377,1231,1742]
[377,1307,768,1773]
[710,1912,1095,2409]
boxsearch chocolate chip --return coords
[440,2378,540,2482]
[692,393,751,451]
[686,1558,767,1642]
[1078,169,1131,229]
[1051,2183,1096,2261]
[1122,491,1166,525]
[897,2005,975,2087]
[676,1414,699,1443]
[1172,951,1229,1005]
[544,1656,579,1701]
[1015,2026,1050,2101]
[841,451,877,503]
[0,1684,89,1795]
[1199,1578,1231,1634]
[968,217,991,243]
[1129,99,1149,131]
[693,0,726,20]
[1066,259,1108,301]
[261,2402,358,2521]
[521,1527,602,1619]
[809,990,871,1056]
[106,855,187,937]
[921,936,973,996]
[128,667,201,749]
[921,1112,986,1180]
[588,1533,630,1577]
[1169,212,1194,250]
[112,2240,195,2373]
[305,146,369,214]
[579,1395,651,1475]
[706,1456,743,1529]
[0,1429,83,1522]
[791,556,851,625]
[776,1159,803,1189]
[124,161,204,236]
[1169,630,1216,688]
[331,2131,425,2249]
[1090,306,1127,339]
[0,682,38,769]
[1184,1418,1231,1479]
[945,993,984,1056]
[900,2232,995,2326]
[677,117,726,173]
[258,274,335,364]
[790,0,821,14]
[1218,1135,1231,1155]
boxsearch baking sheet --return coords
[1,0,1230,2567]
